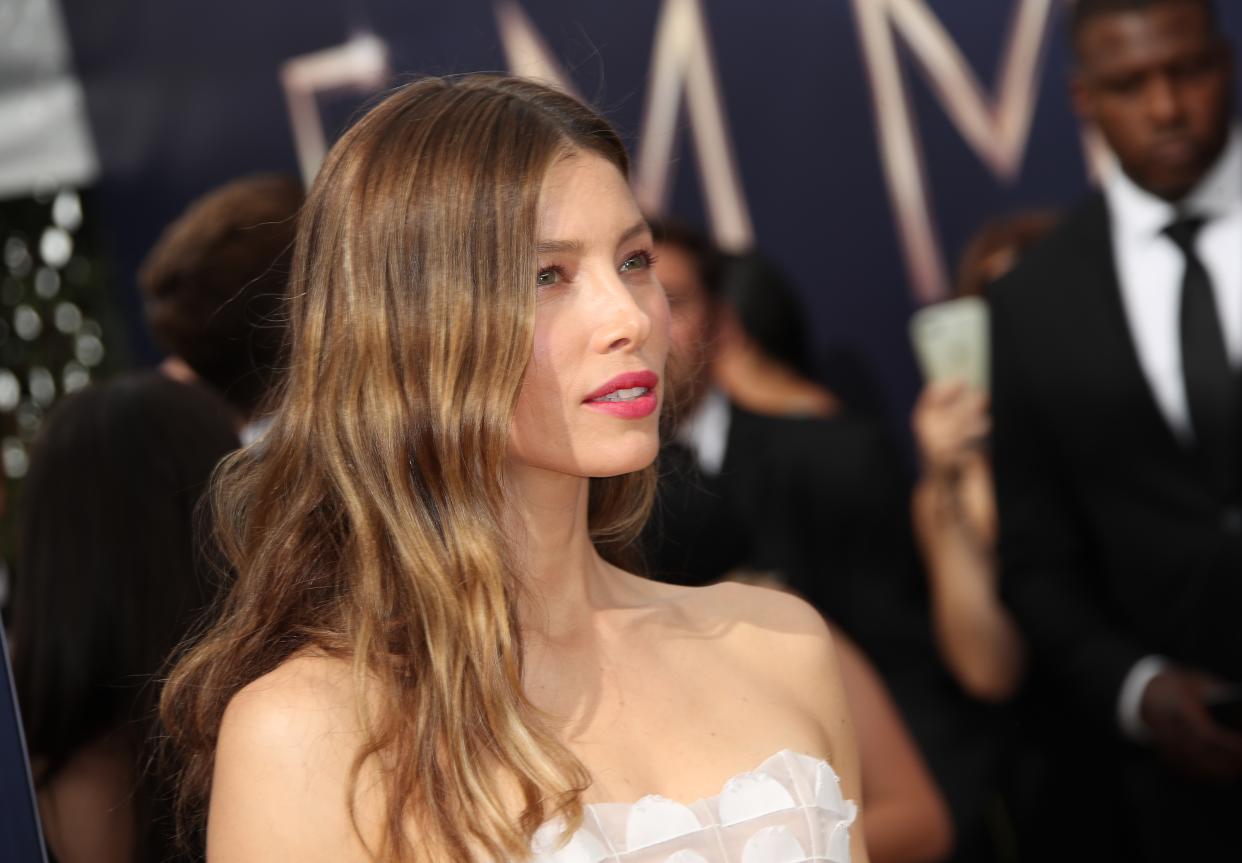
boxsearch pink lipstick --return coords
[583,370,659,419]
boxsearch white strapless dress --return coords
[529,750,857,863]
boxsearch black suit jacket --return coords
[991,193,1242,731]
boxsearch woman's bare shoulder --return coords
[222,652,357,732]
[669,580,834,646]
[209,653,380,861]
[216,653,363,770]
[673,581,848,719]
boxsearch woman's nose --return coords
[591,274,652,354]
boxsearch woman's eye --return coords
[620,250,655,273]
[537,267,561,287]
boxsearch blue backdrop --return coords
[57,0,1242,446]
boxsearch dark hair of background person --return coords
[11,373,240,862]
[717,251,818,379]
[138,174,303,418]
[1071,0,1218,37]
[648,215,723,298]
[954,210,1062,299]
[649,219,889,417]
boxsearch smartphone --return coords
[1207,686,1242,732]
[910,296,990,392]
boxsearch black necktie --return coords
[1164,216,1238,491]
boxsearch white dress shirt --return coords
[1106,127,1242,441]
[1103,127,1242,741]
[677,387,731,476]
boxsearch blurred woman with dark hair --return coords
[910,210,1059,702]
[712,251,840,419]
[11,374,239,863]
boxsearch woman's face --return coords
[508,151,669,479]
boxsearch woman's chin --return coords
[508,428,661,479]
[584,437,661,478]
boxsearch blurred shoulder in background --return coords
[910,209,1059,703]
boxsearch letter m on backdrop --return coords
[853,0,1059,303]
[497,0,754,252]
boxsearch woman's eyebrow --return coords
[536,221,650,256]
[616,220,649,248]
[537,238,583,255]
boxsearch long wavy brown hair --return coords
[160,74,657,861]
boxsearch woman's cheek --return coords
[650,289,672,362]
[524,317,575,415]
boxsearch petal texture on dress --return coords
[529,750,856,862]
[719,772,798,826]
[625,795,702,851]
[741,826,807,863]
[531,819,611,863]
[825,820,853,863]
[812,761,850,820]
[664,852,712,863]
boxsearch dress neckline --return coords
[579,749,829,810]
[531,749,858,861]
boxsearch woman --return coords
[712,251,840,419]
[910,380,1019,702]
[909,211,1058,703]
[12,374,240,862]
[161,76,868,862]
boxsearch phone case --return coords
[909,296,990,391]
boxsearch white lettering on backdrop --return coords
[852,0,1059,302]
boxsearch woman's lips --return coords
[583,370,659,419]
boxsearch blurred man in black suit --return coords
[991,0,1242,858]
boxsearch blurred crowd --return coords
[6,0,1242,861]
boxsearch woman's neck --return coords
[507,464,617,641]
